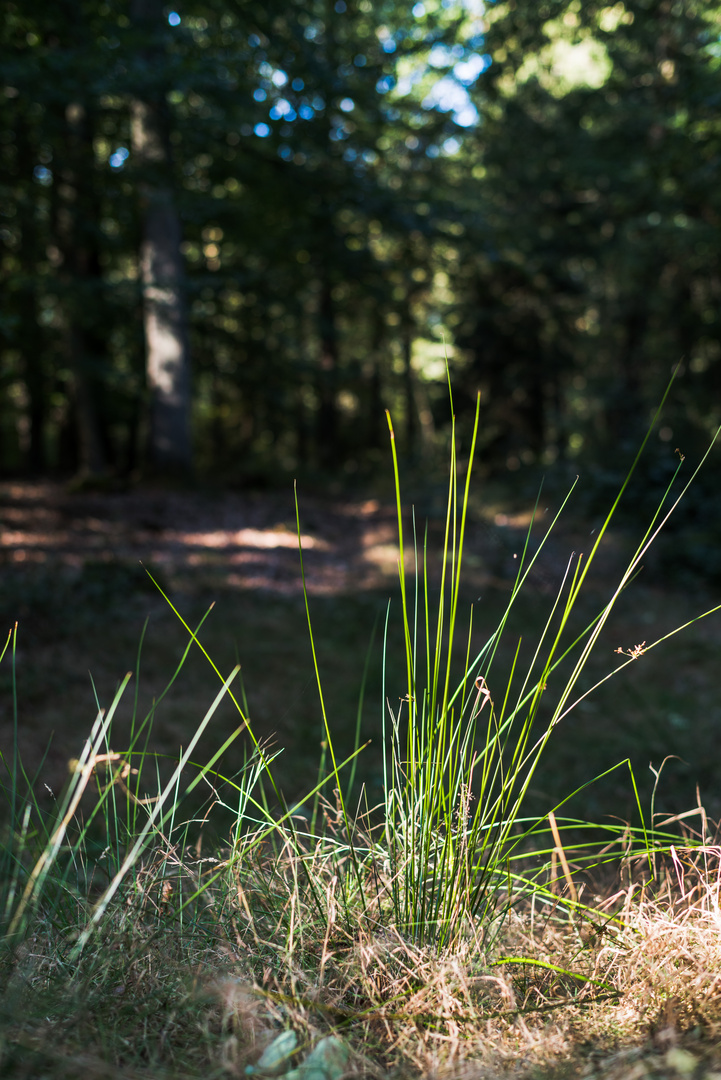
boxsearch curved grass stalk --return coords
[380,371,721,947]
[72,664,242,954]
[8,672,132,938]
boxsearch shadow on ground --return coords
[1,479,720,833]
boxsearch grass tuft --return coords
[1,382,721,1078]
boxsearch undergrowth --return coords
[1,381,721,1079]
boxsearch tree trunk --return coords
[316,276,339,467]
[12,119,47,473]
[367,312,385,450]
[131,0,192,476]
[55,101,108,478]
[401,309,416,458]
[607,299,649,450]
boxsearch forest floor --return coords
[0,476,581,803]
[1,476,719,818]
[1,478,721,1080]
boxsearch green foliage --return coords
[1,389,721,1076]
[2,0,721,485]
[376,378,721,948]
[451,0,721,468]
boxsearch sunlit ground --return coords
[1,479,720,832]
[0,481,404,592]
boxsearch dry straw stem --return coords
[617,898,721,1038]
[5,375,721,1078]
[1,916,242,1079]
[603,846,721,1042]
[5,811,721,1079]
[215,820,721,1078]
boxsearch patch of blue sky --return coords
[270,99,296,121]
[454,52,492,83]
[429,43,465,66]
[396,41,489,122]
[421,53,491,126]
[109,147,129,168]
[423,77,479,126]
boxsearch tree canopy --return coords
[2,0,720,483]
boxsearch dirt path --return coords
[3,485,721,1080]
[0,478,574,801]
[0,478,601,604]
[2,478,717,822]
[0,480,408,596]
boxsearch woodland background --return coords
[3,10,721,1076]
[2,0,721,494]
[1,0,721,860]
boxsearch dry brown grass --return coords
[3,465,721,1080]
[204,838,721,1080]
[4,818,721,1080]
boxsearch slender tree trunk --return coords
[55,102,108,478]
[316,276,339,467]
[608,300,648,448]
[401,310,416,458]
[313,8,343,471]
[13,121,47,473]
[17,241,47,474]
[525,347,545,456]
[69,334,107,475]
[367,312,384,450]
[131,0,192,476]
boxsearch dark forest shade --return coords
[1,0,720,481]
